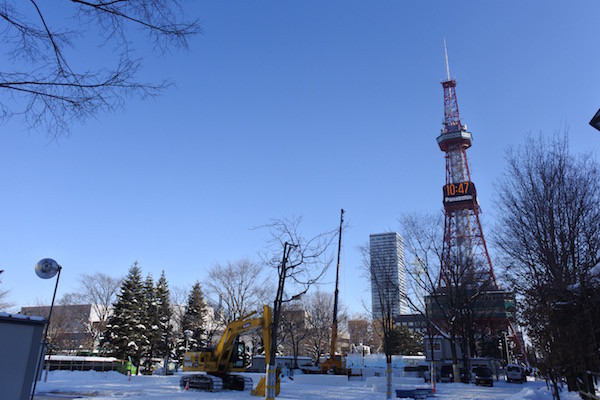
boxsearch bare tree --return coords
[259,216,336,400]
[22,302,94,353]
[169,284,190,329]
[0,0,200,137]
[0,270,14,310]
[347,314,372,349]
[304,289,334,364]
[0,289,11,310]
[279,299,309,369]
[205,258,270,325]
[60,271,123,349]
[493,134,600,398]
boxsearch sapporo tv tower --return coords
[431,40,525,361]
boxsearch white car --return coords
[506,364,526,383]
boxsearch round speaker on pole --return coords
[35,258,60,279]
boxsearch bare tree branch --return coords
[205,258,271,325]
[0,0,200,137]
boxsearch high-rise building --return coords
[369,232,407,320]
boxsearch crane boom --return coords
[330,209,344,360]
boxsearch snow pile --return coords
[507,386,581,400]
[365,376,428,393]
[347,353,415,379]
[45,355,118,362]
[291,374,349,386]
[45,370,127,382]
[346,353,406,369]
[507,387,554,400]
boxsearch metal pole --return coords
[504,332,511,364]
[31,266,62,399]
[163,314,171,376]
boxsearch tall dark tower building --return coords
[369,232,407,320]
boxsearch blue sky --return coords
[1,1,599,315]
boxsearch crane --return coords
[320,209,348,374]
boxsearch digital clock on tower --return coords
[442,181,477,206]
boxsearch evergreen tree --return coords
[142,274,158,371]
[392,326,423,356]
[140,271,174,372]
[101,262,147,373]
[155,271,173,361]
[177,281,207,363]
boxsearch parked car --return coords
[440,365,453,383]
[440,364,466,383]
[459,368,469,383]
[506,364,526,383]
[403,365,432,382]
[474,366,494,387]
[470,364,490,382]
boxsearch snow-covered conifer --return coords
[142,274,157,371]
[154,271,173,359]
[100,262,147,372]
[176,281,207,362]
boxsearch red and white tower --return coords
[437,41,496,289]
[433,41,525,361]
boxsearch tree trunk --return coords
[461,335,470,384]
[266,242,290,400]
[265,363,277,400]
[450,333,460,383]
[429,333,436,386]
[293,341,299,369]
[267,299,280,400]
[386,359,393,400]
[550,372,561,400]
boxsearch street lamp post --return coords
[183,330,193,371]
[30,258,62,400]
[184,330,193,353]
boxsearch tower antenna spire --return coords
[443,37,451,81]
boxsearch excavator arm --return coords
[212,305,272,371]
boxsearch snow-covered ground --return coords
[33,370,580,400]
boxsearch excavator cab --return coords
[230,339,246,369]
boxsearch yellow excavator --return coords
[180,305,280,395]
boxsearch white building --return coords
[369,232,407,319]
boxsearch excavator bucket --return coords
[250,376,280,397]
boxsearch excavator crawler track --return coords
[221,374,253,391]
[180,374,223,391]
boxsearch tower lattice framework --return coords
[436,77,497,289]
